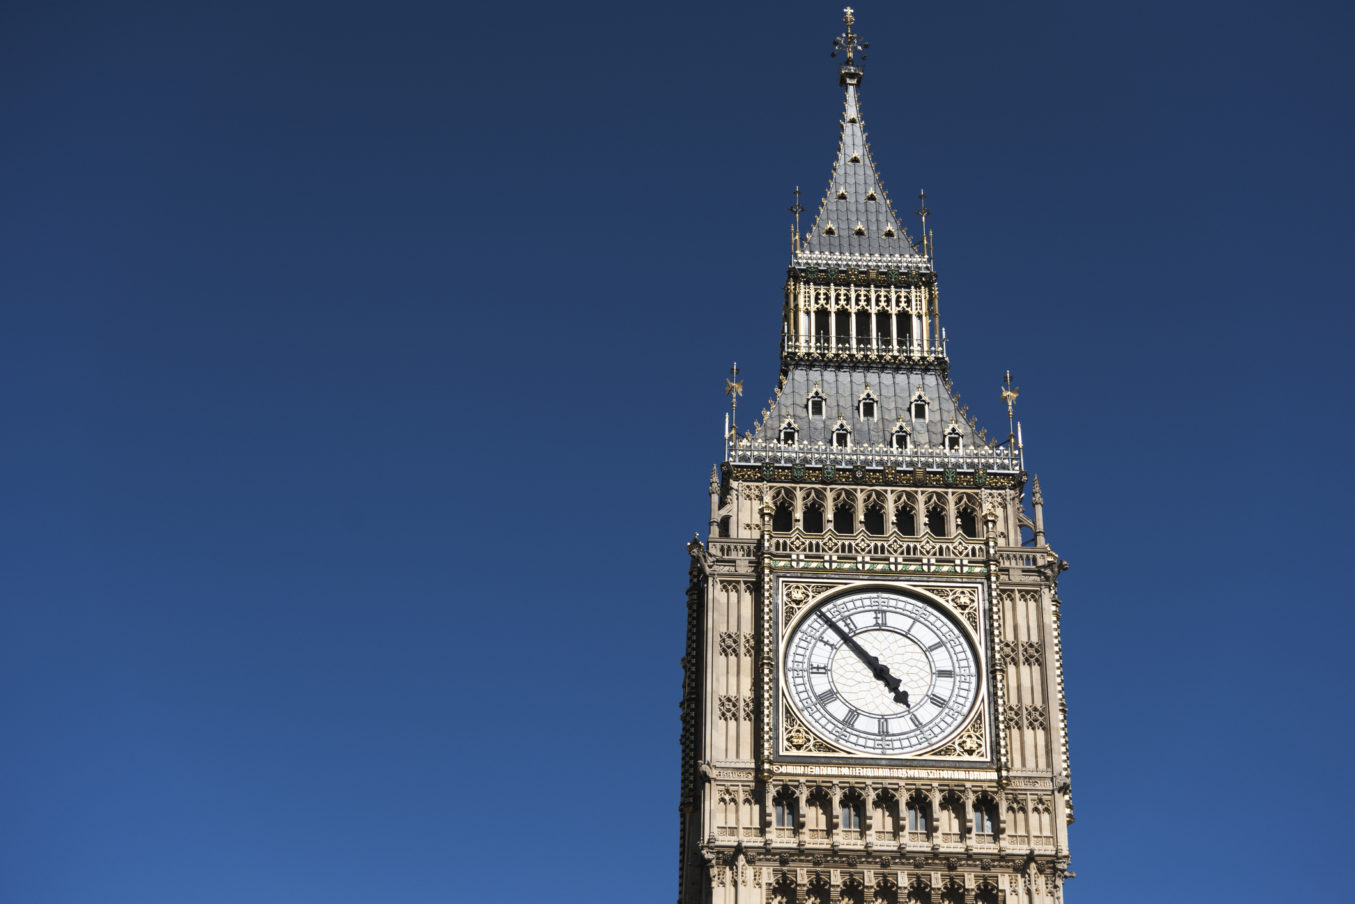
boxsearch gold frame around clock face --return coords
[783,588,979,756]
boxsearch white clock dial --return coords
[784,588,980,756]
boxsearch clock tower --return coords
[677,11,1074,904]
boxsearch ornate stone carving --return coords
[782,701,850,755]
[782,582,837,628]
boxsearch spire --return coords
[801,9,919,262]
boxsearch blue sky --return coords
[2,1,1352,901]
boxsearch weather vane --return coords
[915,189,930,253]
[1000,370,1020,466]
[725,362,744,436]
[831,7,867,67]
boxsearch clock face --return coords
[784,588,980,756]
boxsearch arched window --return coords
[939,792,964,843]
[771,876,797,904]
[974,882,999,904]
[894,499,917,536]
[926,501,947,536]
[945,426,962,452]
[906,797,930,834]
[840,793,863,832]
[833,421,851,448]
[807,877,831,904]
[873,878,899,904]
[718,516,732,538]
[859,390,878,420]
[873,790,900,839]
[892,425,910,450]
[806,788,832,839]
[780,420,799,445]
[940,880,965,904]
[841,879,866,904]
[773,499,794,533]
[863,498,885,536]
[973,797,997,837]
[905,879,931,904]
[803,493,825,534]
[957,502,979,539]
[774,789,797,828]
[833,496,855,534]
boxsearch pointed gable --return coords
[803,82,915,258]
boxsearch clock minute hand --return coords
[817,612,911,707]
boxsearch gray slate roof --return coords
[751,366,993,450]
[802,83,916,259]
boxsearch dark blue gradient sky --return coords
[3,2,1351,901]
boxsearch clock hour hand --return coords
[817,612,911,707]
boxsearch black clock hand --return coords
[817,612,911,707]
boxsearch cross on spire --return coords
[831,7,867,78]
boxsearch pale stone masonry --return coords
[677,11,1074,904]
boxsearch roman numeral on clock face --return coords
[817,689,838,705]
[842,710,859,728]
[929,693,948,708]
[936,669,954,678]
[878,719,889,735]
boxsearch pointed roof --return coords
[801,80,917,260]
[794,11,925,267]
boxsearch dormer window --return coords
[945,425,963,452]
[779,419,798,445]
[883,226,896,238]
[849,153,861,163]
[911,392,928,421]
[823,224,837,236]
[892,424,910,450]
[832,419,851,448]
[865,191,877,201]
[807,385,826,417]
[853,223,866,236]
[837,189,848,200]
[858,387,878,420]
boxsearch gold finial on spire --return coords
[725,362,744,435]
[831,8,868,85]
[1001,370,1021,467]
[789,186,805,253]
[915,190,931,257]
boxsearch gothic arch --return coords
[906,791,932,837]
[863,489,887,535]
[802,489,826,534]
[841,877,866,904]
[805,786,833,837]
[771,874,798,904]
[840,787,866,835]
[873,877,899,904]
[938,789,965,840]
[873,788,901,839]
[973,792,999,839]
